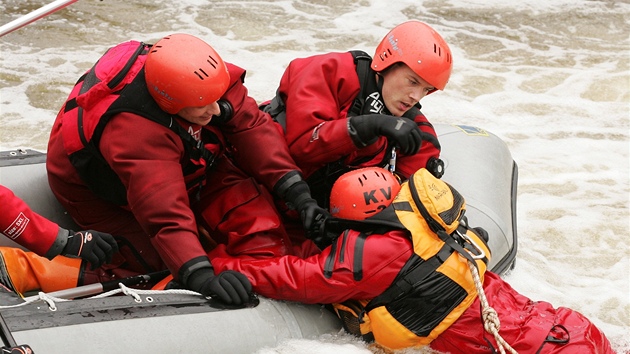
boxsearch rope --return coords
[1,263,519,354]
[468,261,519,354]
[0,291,71,310]
[0,283,205,311]
[91,283,202,299]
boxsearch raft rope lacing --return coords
[0,284,204,311]
[468,260,519,354]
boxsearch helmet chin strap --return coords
[375,72,385,91]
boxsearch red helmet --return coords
[330,167,401,220]
[371,21,452,91]
[145,33,230,114]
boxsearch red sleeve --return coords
[219,63,302,190]
[277,53,441,179]
[396,111,441,179]
[100,112,208,276]
[211,229,412,304]
[0,185,60,256]
[279,52,362,174]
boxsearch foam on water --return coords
[1,0,628,352]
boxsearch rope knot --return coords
[482,307,500,333]
[37,292,58,311]
[120,283,142,302]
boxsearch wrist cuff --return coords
[178,256,213,286]
[273,170,304,198]
[45,227,70,260]
[283,180,311,210]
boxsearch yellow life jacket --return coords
[333,168,491,351]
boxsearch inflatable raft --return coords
[0,123,518,353]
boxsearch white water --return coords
[0,0,628,353]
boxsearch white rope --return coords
[0,291,71,310]
[0,283,205,311]
[468,261,519,354]
[35,291,70,311]
[91,283,203,299]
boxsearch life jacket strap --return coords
[347,50,373,117]
[262,90,287,132]
[365,244,452,311]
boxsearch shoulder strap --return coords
[348,50,374,117]
[267,50,374,129]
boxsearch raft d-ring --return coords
[457,230,486,260]
[145,296,154,303]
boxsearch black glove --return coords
[284,180,331,232]
[62,230,119,270]
[186,267,252,305]
[306,214,338,249]
[349,114,422,155]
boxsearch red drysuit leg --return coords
[193,157,292,258]
[430,272,614,354]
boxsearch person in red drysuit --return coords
[42,33,326,305]
[0,185,117,296]
[261,21,451,210]
[209,167,614,353]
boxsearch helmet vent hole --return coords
[358,174,368,186]
[207,55,219,69]
[434,43,441,55]
[194,68,210,80]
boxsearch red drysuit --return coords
[210,229,614,353]
[274,51,441,179]
[47,57,304,285]
[0,185,61,258]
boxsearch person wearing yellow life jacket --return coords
[32,33,328,305]
[209,167,614,353]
